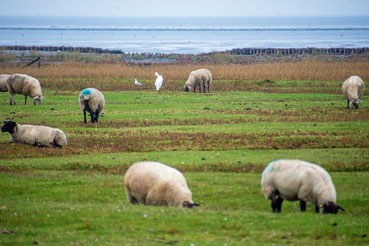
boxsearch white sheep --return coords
[1,121,67,148]
[124,161,200,208]
[0,74,10,92]
[261,159,344,214]
[183,69,212,93]
[342,75,365,109]
[79,88,105,123]
[7,74,44,105]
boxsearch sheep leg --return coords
[300,200,306,212]
[202,83,206,93]
[95,111,99,123]
[127,194,139,205]
[194,86,196,93]
[10,94,15,105]
[83,108,87,123]
[207,82,210,93]
[315,206,320,213]
[125,187,139,204]
[51,143,60,148]
[347,99,350,109]
[270,191,277,212]
[51,139,62,148]
[24,95,27,105]
[95,107,100,123]
[275,196,283,213]
[270,191,283,213]
[90,112,95,123]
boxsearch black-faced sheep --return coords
[7,74,44,105]
[261,159,344,214]
[79,88,105,123]
[183,69,212,93]
[0,74,10,92]
[342,75,365,109]
[124,161,200,208]
[1,121,67,148]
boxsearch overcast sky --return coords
[1,0,369,17]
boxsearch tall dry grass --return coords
[1,60,369,81]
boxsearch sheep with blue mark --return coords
[79,88,105,123]
[261,159,344,214]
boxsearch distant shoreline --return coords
[2,45,369,65]
[2,45,369,55]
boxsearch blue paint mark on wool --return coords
[265,159,285,172]
[82,89,91,95]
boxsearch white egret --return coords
[154,72,163,92]
[134,78,143,86]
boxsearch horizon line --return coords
[1,14,369,18]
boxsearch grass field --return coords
[0,62,369,245]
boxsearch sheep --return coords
[124,161,200,208]
[183,69,212,93]
[0,74,10,92]
[1,120,67,148]
[261,159,344,214]
[7,74,44,105]
[78,88,105,123]
[342,75,365,109]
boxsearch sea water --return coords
[0,16,368,54]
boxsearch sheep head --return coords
[33,96,45,105]
[351,99,361,109]
[322,201,345,214]
[183,201,200,208]
[1,121,17,134]
[183,85,191,92]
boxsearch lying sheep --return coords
[79,88,105,123]
[342,75,365,109]
[7,74,44,105]
[0,74,10,92]
[124,161,200,208]
[183,68,212,93]
[261,159,344,214]
[1,121,67,148]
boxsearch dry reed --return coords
[1,60,369,82]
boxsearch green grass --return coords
[0,172,368,245]
[0,79,368,245]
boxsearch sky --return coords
[1,0,369,17]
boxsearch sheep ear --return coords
[337,205,345,212]
[192,203,200,207]
[42,97,46,99]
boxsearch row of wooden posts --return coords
[2,45,369,56]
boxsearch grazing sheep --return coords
[7,74,44,105]
[124,161,200,208]
[79,88,105,123]
[261,159,344,214]
[342,75,365,109]
[1,121,67,148]
[0,74,10,92]
[183,69,212,93]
